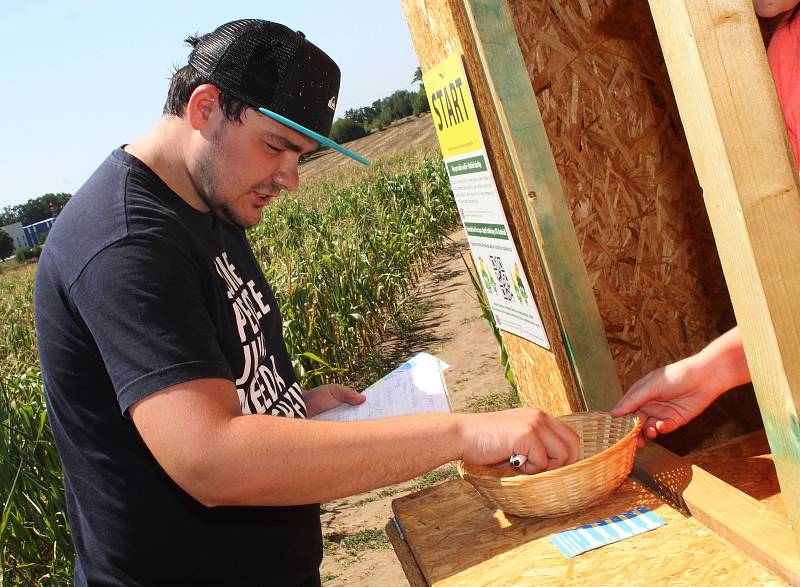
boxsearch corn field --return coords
[252,151,458,385]
[0,152,459,584]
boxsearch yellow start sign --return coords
[420,52,550,349]
[422,53,483,159]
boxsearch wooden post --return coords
[461,0,622,410]
[647,0,800,547]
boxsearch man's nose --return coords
[273,154,300,192]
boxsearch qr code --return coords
[490,255,514,301]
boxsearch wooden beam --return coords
[646,0,800,548]
[461,0,622,410]
[633,442,800,585]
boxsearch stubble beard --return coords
[192,122,259,228]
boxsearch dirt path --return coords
[319,228,515,586]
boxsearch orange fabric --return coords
[768,10,800,166]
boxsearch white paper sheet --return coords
[312,353,451,422]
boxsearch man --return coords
[36,19,579,585]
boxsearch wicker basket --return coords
[458,411,641,518]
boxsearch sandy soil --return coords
[318,230,514,586]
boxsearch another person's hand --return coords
[303,384,365,418]
[611,327,750,445]
[458,408,580,475]
[611,358,720,446]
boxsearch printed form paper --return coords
[312,353,451,422]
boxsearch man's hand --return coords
[458,408,580,475]
[303,383,365,418]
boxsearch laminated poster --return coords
[422,53,549,349]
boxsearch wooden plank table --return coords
[389,433,789,586]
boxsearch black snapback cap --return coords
[188,19,369,165]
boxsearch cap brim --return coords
[257,107,370,165]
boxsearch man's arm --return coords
[130,378,579,507]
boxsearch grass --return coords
[0,264,37,382]
[321,463,461,579]
[323,528,391,558]
[0,258,35,277]
[341,529,390,552]
[349,463,461,506]
[413,463,461,489]
[321,527,392,580]
[0,264,69,584]
[461,391,521,413]
[1,372,71,585]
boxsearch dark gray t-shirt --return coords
[35,148,321,586]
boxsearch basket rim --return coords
[460,412,641,481]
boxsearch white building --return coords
[1,222,26,251]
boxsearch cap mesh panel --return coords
[186,19,338,135]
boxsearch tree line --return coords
[4,67,433,230]
[329,67,430,144]
[1,67,432,257]
[0,193,71,227]
[0,193,71,259]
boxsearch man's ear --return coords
[186,84,221,131]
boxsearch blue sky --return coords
[0,1,421,210]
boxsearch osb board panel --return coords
[386,519,428,587]
[503,333,574,414]
[392,477,784,585]
[506,0,731,387]
[506,0,764,449]
[689,430,785,516]
[401,0,582,414]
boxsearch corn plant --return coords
[1,370,71,585]
[250,152,458,387]
[462,254,518,395]
[0,265,37,382]
[0,265,71,585]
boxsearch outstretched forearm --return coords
[199,412,462,506]
[691,326,750,398]
[132,378,578,508]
